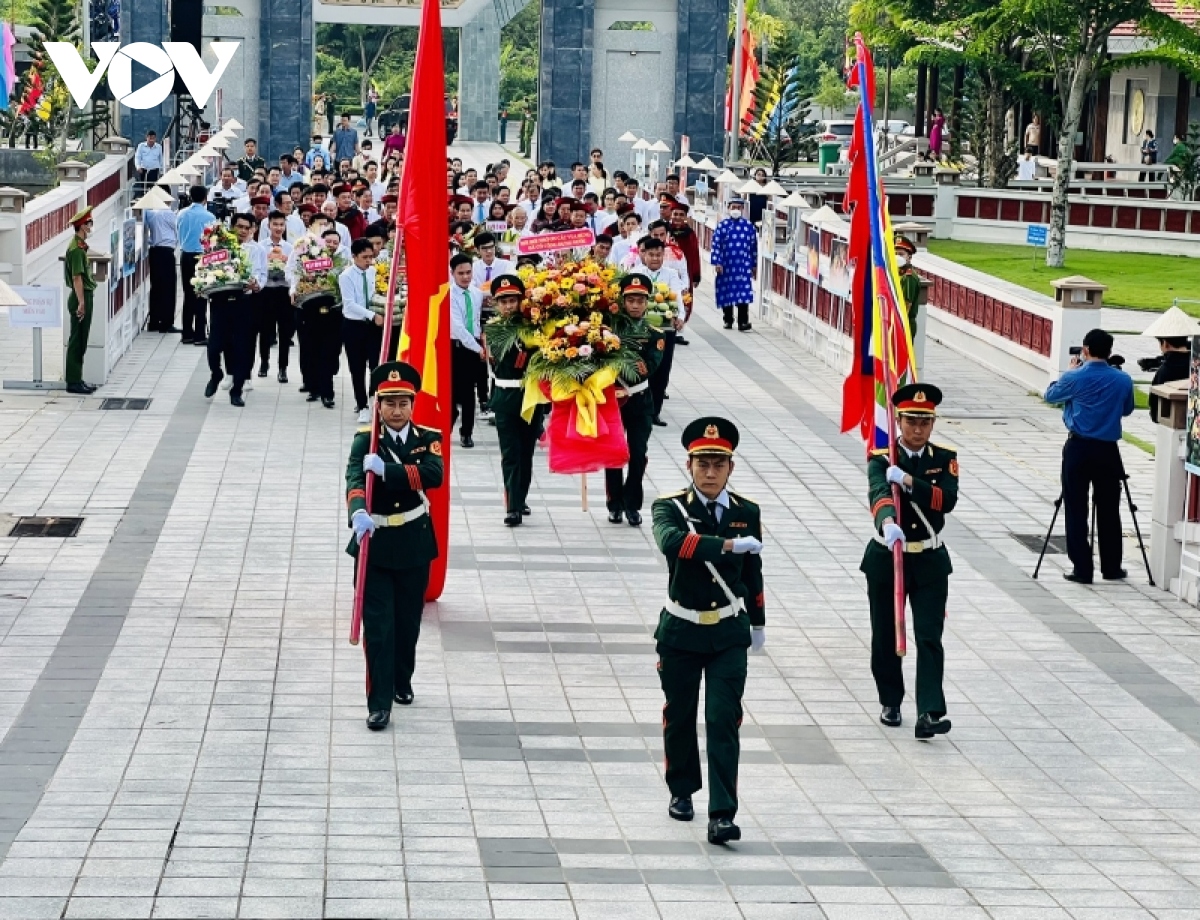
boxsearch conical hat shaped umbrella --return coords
[1142,306,1200,338]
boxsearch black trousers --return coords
[495,406,544,512]
[451,342,481,437]
[721,304,750,327]
[301,300,343,400]
[207,292,250,396]
[255,287,295,369]
[649,328,676,418]
[362,563,430,713]
[294,307,310,388]
[1062,436,1124,578]
[147,247,176,331]
[344,318,383,410]
[867,567,948,718]
[180,252,206,340]
[605,395,652,513]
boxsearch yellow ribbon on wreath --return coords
[520,365,620,438]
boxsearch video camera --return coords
[1069,345,1125,368]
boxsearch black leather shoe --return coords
[652,416,667,427]
[394,690,414,706]
[1102,568,1128,581]
[322,397,335,409]
[181,337,194,345]
[668,795,694,822]
[193,337,208,346]
[738,323,752,332]
[676,338,690,346]
[81,383,98,393]
[521,505,531,516]
[277,370,288,384]
[915,713,951,739]
[880,706,901,727]
[257,362,269,378]
[66,382,90,395]
[160,325,181,334]
[707,818,741,845]
[608,510,623,524]
[723,321,734,330]
[1063,572,1093,585]
[230,394,245,407]
[504,511,522,527]
[204,374,223,399]
[626,510,642,526]
[366,710,390,730]
[460,435,474,448]
[298,384,308,393]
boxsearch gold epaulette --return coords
[356,425,372,434]
[658,489,688,500]
[728,490,757,507]
[931,441,958,453]
[415,424,443,435]
[869,448,889,457]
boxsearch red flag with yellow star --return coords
[397,0,451,599]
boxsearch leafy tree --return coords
[813,62,855,117]
[1167,122,1200,201]
[746,58,811,171]
[1003,0,1200,265]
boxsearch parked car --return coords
[816,119,856,150]
[376,94,411,135]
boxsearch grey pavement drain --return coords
[98,397,152,410]
[8,516,85,538]
[1010,532,1065,554]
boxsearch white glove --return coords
[882,521,906,550]
[731,536,764,555]
[362,453,385,477]
[351,509,376,544]
[750,627,766,654]
[886,465,907,486]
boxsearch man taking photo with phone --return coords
[1044,329,1134,584]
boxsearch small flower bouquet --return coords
[370,255,406,325]
[191,223,251,297]
[291,234,345,306]
[265,244,288,286]
[645,281,681,328]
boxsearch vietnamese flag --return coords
[396,0,452,600]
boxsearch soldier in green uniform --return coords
[63,207,98,395]
[895,236,920,336]
[652,418,765,845]
[345,361,444,730]
[861,383,958,740]
[233,138,266,183]
[485,273,546,527]
[605,274,665,527]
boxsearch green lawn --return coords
[926,240,1200,313]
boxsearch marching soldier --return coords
[346,361,444,730]
[485,274,545,527]
[861,383,958,740]
[652,418,765,845]
[605,274,665,526]
[895,236,920,335]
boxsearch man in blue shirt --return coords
[177,185,217,345]
[1043,328,1135,584]
[143,188,179,333]
[332,113,359,166]
[134,129,164,191]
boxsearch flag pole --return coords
[350,227,406,646]
[854,38,907,657]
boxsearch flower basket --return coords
[191,224,251,297]
[292,234,345,306]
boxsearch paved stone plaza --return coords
[0,145,1198,919]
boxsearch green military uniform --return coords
[895,236,920,335]
[860,384,958,730]
[485,274,546,525]
[64,210,97,386]
[652,417,764,842]
[346,363,444,723]
[236,153,266,183]
[606,274,666,524]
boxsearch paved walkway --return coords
[0,147,1197,919]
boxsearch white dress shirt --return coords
[699,489,730,523]
[472,257,515,291]
[261,238,294,288]
[631,262,687,296]
[610,235,638,268]
[338,263,378,322]
[242,240,268,289]
[632,195,657,225]
[449,282,483,352]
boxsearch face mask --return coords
[728,209,742,219]
[898,255,909,267]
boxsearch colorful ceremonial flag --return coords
[839,36,916,453]
[396,0,451,600]
[724,28,760,136]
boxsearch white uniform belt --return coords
[370,506,427,527]
[493,378,523,388]
[665,598,743,625]
[620,381,649,397]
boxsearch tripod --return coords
[1033,473,1153,585]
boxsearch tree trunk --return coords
[1046,58,1092,268]
[986,75,1006,187]
[915,63,927,138]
